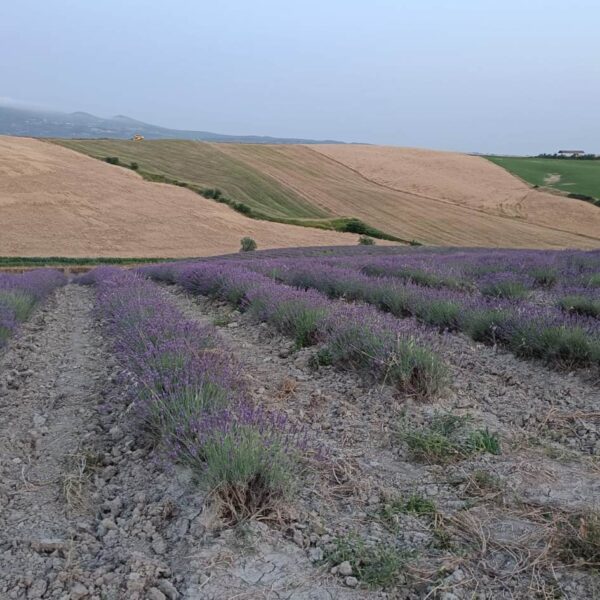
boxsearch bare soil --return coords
[0,136,357,258]
[1,283,599,598]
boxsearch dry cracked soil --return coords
[1,284,599,599]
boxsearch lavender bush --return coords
[89,267,305,521]
[243,257,600,369]
[143,262,448,398]
[0,269,67,346]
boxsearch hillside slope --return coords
[0,136,358,257]
[309,144,600,243]
[218,144,599,248]
[52,139,599,249]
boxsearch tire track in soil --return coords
[0,285,366,600]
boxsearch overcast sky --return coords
[1,0,598,154]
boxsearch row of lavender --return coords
[0,269,67,346]
[140,262,449,399]
[291,248,593,301]
[81,267,306,522]
[242,253,599,369]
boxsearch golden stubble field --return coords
[0,136,358,257]
[217,143,600,248]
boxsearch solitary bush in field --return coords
[130,161,139,170]
[104,156,120,165]
[240,237,257,252]
[359,235,375,245]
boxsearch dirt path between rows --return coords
[0,285,366,600]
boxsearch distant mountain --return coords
[0,105,343,144]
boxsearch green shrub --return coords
[340,218,370,235]
[466,428,502,455]
[104,156,120,165]
[143,381,229,440]
[358,235,375,245]
[240,237,257,252]
[130,161,139,171]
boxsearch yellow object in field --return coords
[132,134,144,141]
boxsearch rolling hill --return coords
[0,136,358,258]
[55,139,600,249]
[0,105,341,144]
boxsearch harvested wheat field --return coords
[311,144,600,242]
[216,143,600,248]
[0,136,358,258]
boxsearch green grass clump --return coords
[588,274,600,287]
[399,413,501,464]
[358,235,375,245]
[379,493,436,530]
[466,428,502,455]
[557,295,600,318]
[325,533,406,587]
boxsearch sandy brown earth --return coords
[310,144,600,243]
[0,136,357,258]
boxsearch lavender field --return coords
[1,246,600,598]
